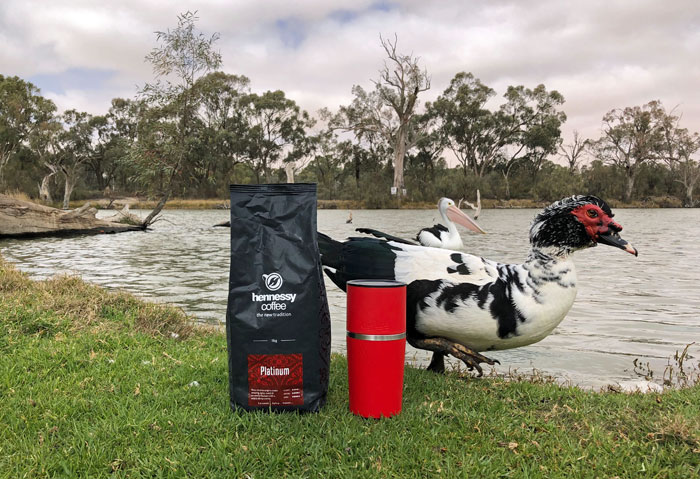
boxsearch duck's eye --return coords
[586,209,598,218]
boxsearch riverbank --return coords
[1,258,699,477]
[60,194,686,211]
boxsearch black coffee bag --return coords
[226,183,331,412]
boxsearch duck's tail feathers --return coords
[317,232,400,291]
[317,232,347,291]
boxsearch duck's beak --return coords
[446,205,486,234]
[597,230,638,256]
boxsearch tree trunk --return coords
[39,173,55,203]
[392,125,408,195]
[624,173,635,202]
[0,194,144,238]
[503,172,511,200]
[140,188,172,227]
[285,163,295,183]
[62,174,76,209]
[686,183,694,207]
[0,151,11,188]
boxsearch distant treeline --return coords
[1,13,698,209]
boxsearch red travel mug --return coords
[346,279,406,418]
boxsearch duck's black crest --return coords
[529,195,612,251]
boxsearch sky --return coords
[2,0,700,148]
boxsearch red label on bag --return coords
[247,354,303,406]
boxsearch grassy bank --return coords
[1,258,699,478]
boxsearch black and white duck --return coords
[319,195,638,375]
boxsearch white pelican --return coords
[416,197,486,249]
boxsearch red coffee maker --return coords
[346,279,406,418]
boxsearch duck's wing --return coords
[318,233,498,291]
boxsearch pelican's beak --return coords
[446,205,486,234]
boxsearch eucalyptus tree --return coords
[498,84,566,178]
[307,130,346,200]
[402,111,445,199]
[375,35,430,196]
[331,35,430,198]
[105,98,141,193]
[237,90,314,183]
[559,130,589,174]
[592,101,666,202]
[29,112,62,202]
[429,72,501,182]
[134,10,222,225]
[0,75,56,189]
[193,72,251,191]
[84,114,111,192]
[658,111,700,206]
[56,109,94,208]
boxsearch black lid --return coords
[346,279,406,288]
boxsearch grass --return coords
[1,257,699,478]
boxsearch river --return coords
[1,207,698,388]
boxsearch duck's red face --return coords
[571,204,638,256]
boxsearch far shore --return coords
[62,194,689,211]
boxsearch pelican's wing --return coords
[416,223,448,246]
[355,227,417,245]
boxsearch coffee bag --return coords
[226,183,331,412]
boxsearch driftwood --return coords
[458,189,482,220]
[0,194,145,238]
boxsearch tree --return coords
[236,90,313,183]
[498,84,566,180]
[29,114,61,202]
[559,130,589,174]
[432,74,565,198]
[658,112,700,206]
[308,130,346,200]
[135,10,222,226]
[430,72,501,182]
[375,35,431,196]
[56,110,94,208]
[0,75,56,189]
[191,72,250,194]
[330,35,430,199]
[103,98,142,195]
[592,101,666,202]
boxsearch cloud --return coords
[1,0,699,142]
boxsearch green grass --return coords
[1,257,699,478]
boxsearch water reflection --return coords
[1,207,699,388]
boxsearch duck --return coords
[318,195,638,376]
[357,197,486,250]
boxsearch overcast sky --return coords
[2,0,700,146]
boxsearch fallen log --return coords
[0,194,145,238]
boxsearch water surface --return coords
[2,207,698,388]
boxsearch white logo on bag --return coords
[263,272,283,291]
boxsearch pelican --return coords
[358,197,485,249]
